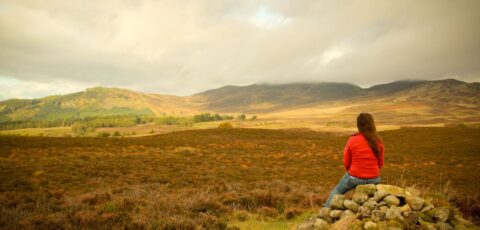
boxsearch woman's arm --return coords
[343,138,352,171]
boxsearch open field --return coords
[1,127,479,229]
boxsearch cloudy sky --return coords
[0,0,479,100]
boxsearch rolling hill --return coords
[1,79,479,129]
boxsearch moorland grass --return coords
[0,127,479,229]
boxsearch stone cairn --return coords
[297,184,477,230]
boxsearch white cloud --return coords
[247,6,292,29]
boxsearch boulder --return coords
[313,218,329,230]
[362,200,378,210]
[435,222,453,230]
[340,210,355,219]
[385,206,402,221]
[405,195,424,211]
[405,187,421,197]
[352,192,368,205]
[329,210,343,219]
[343,200,360,212]
[358,206,372,218]
[399,204,412,213]
[329,215,362,230]
[330,194,345,210]
[371,190,389,202]
[355,184,377,196]
[383,195,400,206]
[371,210,386,222]
[376,184,406,197]
[363,220,377,230]
[318,207,331,222]
[434,207,450,222]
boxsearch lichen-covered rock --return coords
[405,187,421,197]
[330,194,345,210]
[363,220,377,230]
[343,200,360,212]
[435,221,453,230]
[385,206,402,221]
[371,190,389,202]
[358,206,372,218]
[371,210,386,222]
[329,210,343,219]
[362,200,378,210]
[340,210,355,219]
[318,207,330,217]
[421,198,435,212]
[419,219,437,230]
[434,207,450,222]
[399,204,412,213]
[405,195,424,211]
[297,184,477,230]
[383,195,400,206]
[313,218,329,230]
[329,215,362,230]
[352,192,368,204]
[356,184,377,196]
[376,184,406,197]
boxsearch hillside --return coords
[0,87,200,123]
[1,79,479,130]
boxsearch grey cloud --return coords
[0,0,479,99]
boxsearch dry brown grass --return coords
[0,127,479,229]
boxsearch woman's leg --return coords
[324,173,355,207]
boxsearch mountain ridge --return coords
[1,79,479,124]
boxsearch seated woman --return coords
[324,113,385,207]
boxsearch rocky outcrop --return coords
[296,184,477,230]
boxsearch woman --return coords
[324,113,384,207]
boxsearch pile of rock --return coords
[297,184,477,230]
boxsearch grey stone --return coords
[385,206,402,220]
[362,200,378,210]
[340,210,355,219]
[313,218,329,230]
[383,195,400,206]
[434,207,450,222]
[358,206,372,218]
[372,190,389,202]
[318,207,330,218]
[330,194,345,210]
[399,204,412,213]
[376,184,406,197]
[355,184,377,196]
[435,222,453,230]
[329,210,343,219]
[343,200,360,212]
[352,192,368,204]
[405,187,421,196]
[364,220,377,230]
[405,195,424,211]
[371,210,386,222]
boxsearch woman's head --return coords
[356,113,381,158]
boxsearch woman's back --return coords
[343,133,384,179]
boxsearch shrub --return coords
[97,132,111,138]
[218,122,233,129]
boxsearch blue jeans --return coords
[324,173,381,207]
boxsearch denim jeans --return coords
[324,173,381,207]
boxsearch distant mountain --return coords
[0,87,198,123]
[1,79,479,123]
[189,82,364,112]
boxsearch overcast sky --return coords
[0,0,479,100]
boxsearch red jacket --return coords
[343,133,384,179]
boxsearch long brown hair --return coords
[357,113,382,158]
